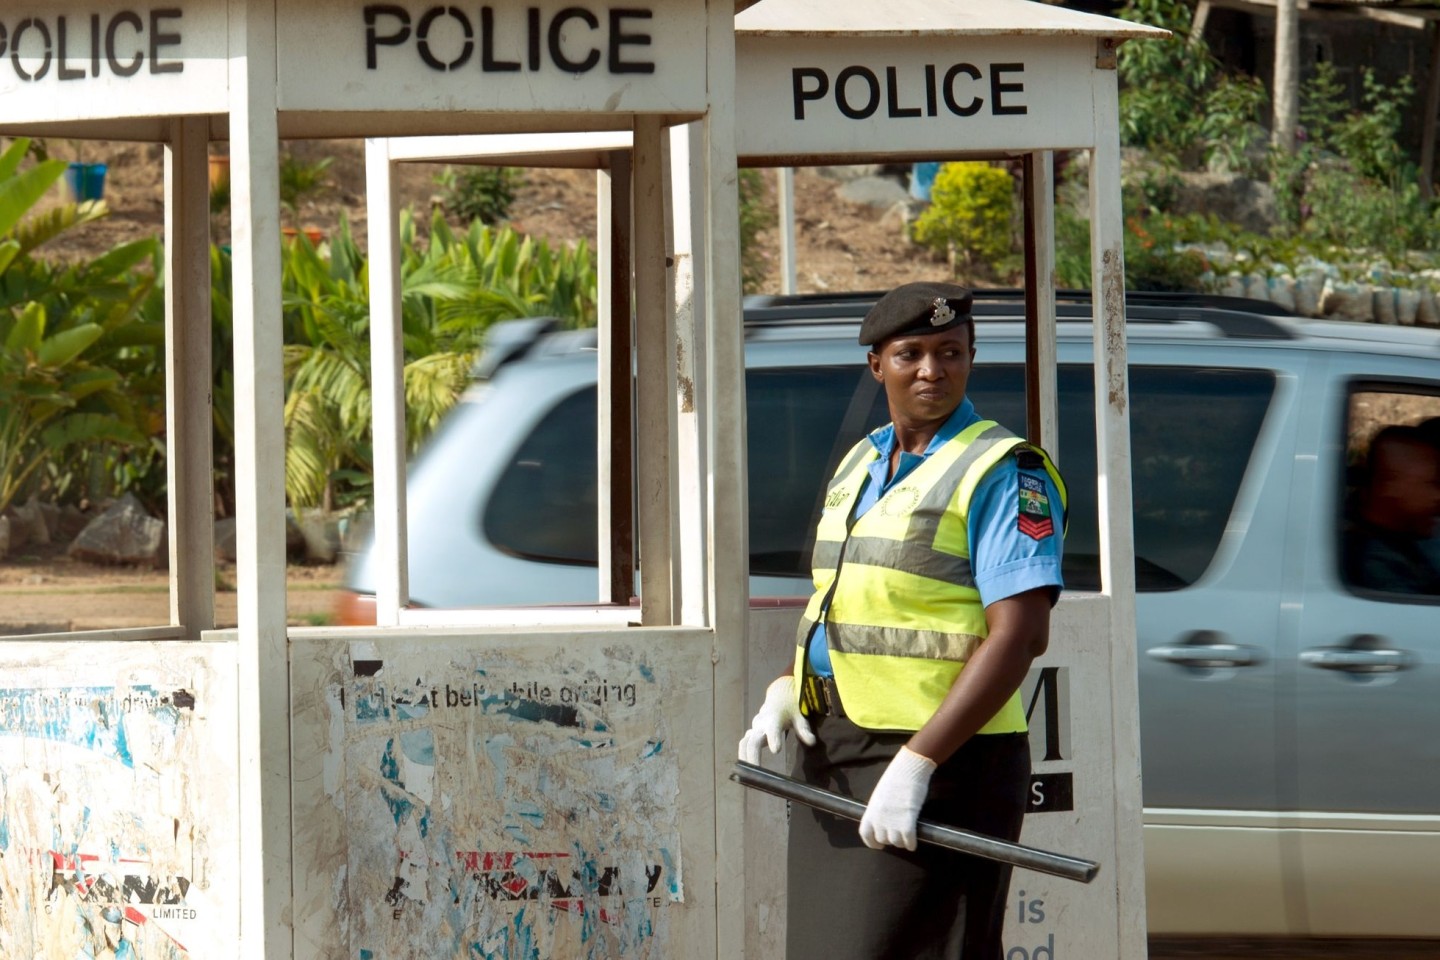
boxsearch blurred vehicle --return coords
[340,290,1440,939]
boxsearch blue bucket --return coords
[65,162,108,202]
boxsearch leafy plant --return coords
[434,165,523,225]
[0,137,161,513]
[273,209,596,509]
[1053,196,1209,293]
[911,162,1016,275]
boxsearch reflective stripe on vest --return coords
[794,420,1066,733]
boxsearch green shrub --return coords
[435,165,523,225]
[1053,203,1209,293]
[911,162,1016,273]
[272,209,596,510]
[279,152,333,219]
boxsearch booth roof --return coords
[735,0,1169,38]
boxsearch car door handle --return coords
[1301,636,1414,674]
[1147,632,1264,668]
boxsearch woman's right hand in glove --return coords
[738,675,816,764]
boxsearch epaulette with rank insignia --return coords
[1015,447,1055,541]
[1015,448,1045,470]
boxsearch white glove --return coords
[738,676,816,765]
[858,746,937,851]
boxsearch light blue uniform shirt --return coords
[807,399,1065,676]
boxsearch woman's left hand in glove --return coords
[858,745,937,851]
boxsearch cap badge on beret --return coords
[931,298,956,326]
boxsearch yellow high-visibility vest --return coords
[792,419,1066,733]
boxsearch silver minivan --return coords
[341,291,1440,939]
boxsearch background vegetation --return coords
[915,0,1439,298]
[4,0,1438,527]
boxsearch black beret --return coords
[859,282,974,346]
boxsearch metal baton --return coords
[731,760,1099,884]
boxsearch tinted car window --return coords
[1337,385,1440,600]
[484,364,1274,591]
[952,365,1273,591]
[485,388,599,565]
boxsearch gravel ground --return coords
[0,555,342,632]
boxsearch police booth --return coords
[361,1,1164,957]
[0,1,748,958]
[728,3,1165,959]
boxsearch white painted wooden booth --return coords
[361,3,1167,958]
[0,0,745,957]
[730,3,1166,959]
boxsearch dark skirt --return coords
[786,718,1030,960]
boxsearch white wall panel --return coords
[291,628,717,959]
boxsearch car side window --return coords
[484,388,600,565]
[484,366,881,574]
[1338,385,1440,601]
[747,366,883,576]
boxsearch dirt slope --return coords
[35,138,952,292]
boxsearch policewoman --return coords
[740,282,1066,960]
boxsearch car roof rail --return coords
[471,316,564,379]
[973,287,1297,318]
[743,288,1297,340]
[742,291,881,322]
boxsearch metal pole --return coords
[598,153,636,605]
[778,167,798,294]
[731,762,1100,884]
[164,117,215,637]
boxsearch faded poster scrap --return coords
[342,645,681,959]
[0,647,236,959]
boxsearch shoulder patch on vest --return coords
[1017,470,1054,541]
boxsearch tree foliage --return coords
[1117,0,1267,171]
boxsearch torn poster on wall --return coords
[0,644,238,959]
[338,642,681,959]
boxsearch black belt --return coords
[800,673,846,719]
